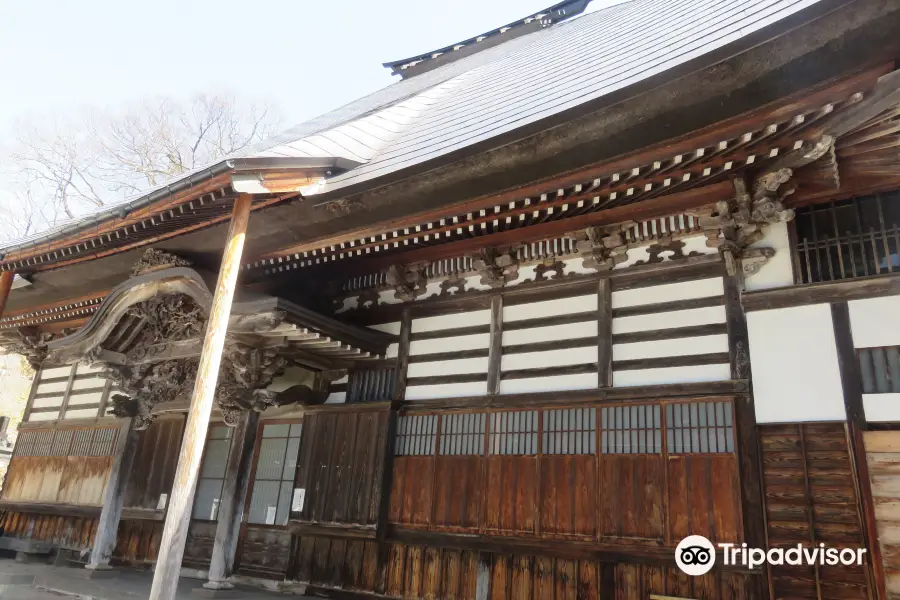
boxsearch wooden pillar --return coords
[487,296,502,395]
[597,278,612,387]
[86,417,140,570]
[203,410,260,590]
[0,270,14,319]
[149,195,252,600]
[832,301,887,600]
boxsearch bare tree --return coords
[0,92,282,243]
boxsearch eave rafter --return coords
[241,66,900,284]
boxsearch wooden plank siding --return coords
[759,423,874,600]
[864,430,900,599]
[0,511,98,551]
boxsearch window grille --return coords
[666,402,734,454]
[543,407,596,455]
[193,425,233,522]
[793,192,900,284]
[71,429,94,456]
[248,422,304,526]
[12,427,117,457]
[440,413,486,456]
[488,411,537,455]
[347,367,396,403]
[601,405,661,454]
[395,415,438,456]
[14,430,36,456]
[32,430,54,456]
[50,430,73,455]
[859,346,900,394]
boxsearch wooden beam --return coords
[148,194,252,600]
[85,418,140,571]
[0,271,14,319]
[597,278,612,387]
[487,296,502,395]
[742,273,900,311]
[202,410,260,591]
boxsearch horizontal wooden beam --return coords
[741,272,900,311]
[0,501,101,518]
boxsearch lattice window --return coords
[31,430,54,456]
[601,405,661,454]
[859,346,900,394]
[666,401,734,454]
[247,422,303,526]
[794,192,900,284]
[90,428,117,456]
[543,407,597,455]
[439,413,486,456]
[193,425,234,522]
[71,429,94,456]
[395,415,437,456]
[50,430,74,455]
[347,367,396,403]
[13,430,36,456]
[489,411,537,455]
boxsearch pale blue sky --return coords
[0,0,625,132]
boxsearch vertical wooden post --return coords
[0,270,15,319]
[723,273,767,600]
[149,195,252,600]
[203,410,260,590]
[86,417,140,570]
[597,279,612,387]
[832,301,887,600]
[487,296,503,395]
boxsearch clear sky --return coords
[0,0,626,133]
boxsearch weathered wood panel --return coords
[599,455,665,541]
[865,430,900,598]
[0,511,97,550]
[123,416,185,510]
[5,455,113,505]
[667,454,742,544]
[433,455,483,530]
[484,456,537,535]
[182,521,216,569]
[235,525,292,579]
[113,519,164,565]
[539,455,596,538]
[294,409,387,527]
[760,422,873,600]
[389,456,434,527]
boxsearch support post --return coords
[86,417,140,571]
[487,296,502,395]
[597,278,612,387]
[149,195,252,600]
[202,410,260,591]
[0,270,14,318]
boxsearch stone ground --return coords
[0,559,313,599]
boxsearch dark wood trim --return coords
[612,323,728,344]
[501,310,597,332]
[612,352,729,371]
[329,383,348,394]
[500,363,596,380]
[406,373,488,386]
[597,279,612,388]
[67,387,108,397]
[394,309,412,402]
[487,296,502,395]
[0,501,102,518]
[386,526,759,573]
[742,272,900,312]
[408,348,490,363]
[301,402,391,414]
[611,295,725,319]
[723,274,767,598]
[120,508,165,521]
[30,403,102,414]
[21,367,42,423]
[408,324,490,341]
[831,302,866,428]
[286,521,377,539]
[399,380,749,411]
[503,336,597,355]
[848,422,888,600]
[346,255,725,326]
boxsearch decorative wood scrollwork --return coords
[471,248,518,288]
[131,248,191,277]
[386,264,428,301]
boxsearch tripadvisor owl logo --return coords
[675,535,716,576]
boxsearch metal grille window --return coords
[489,411,537,455]
[12,427,117,457]
[247,422,303,526]
[346,367,396,403]
[543,407,597,455]
[441,413,487,456]
[395,415,438,456]
[794,192,900,284]
[193,426,234,522]
[601,405,661,454]
[859,346,900,394]
[666,402,734,454]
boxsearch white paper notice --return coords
[292,488,306,512]
[157,493,168,510]
[265,505,277,525]
[210,499,220,521]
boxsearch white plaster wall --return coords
[611,277,723,308]
[406,381,488,400]
[412,310,490,333]
[863,393,900,422]
[499,373,596,395]
[612,306,726,334]
[848,296,900,348]
[747,304,846,423]
[743,222,794,292]
[503,294,596,322]
[613,364,731,387]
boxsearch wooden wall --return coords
[293,408,388,528]
[759,422,873,600]
[0,511,98,551]
[864,430,900,598]
[286,536,756,600]
[390,400,741,547]
[3,426,118,506]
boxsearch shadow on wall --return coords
[0,353,34,490]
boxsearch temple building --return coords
[1,0,900,598]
